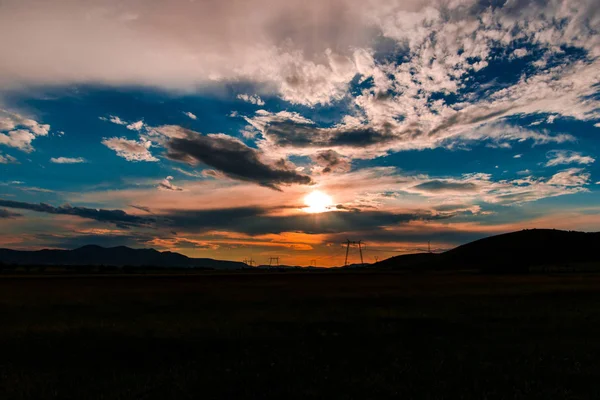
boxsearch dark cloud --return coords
[165,128,313,190]
[413,180,479,193]
[130,204,152,213]
[312,150,351,173]
[264,121,400,148]
[0,208,22,219]
[159,207,447,235]
[0,199,154,228]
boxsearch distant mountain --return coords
[0,245,246,270]
[375,229,600,272]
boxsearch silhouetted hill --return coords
[0,246,246,270]
[376,229,600,272]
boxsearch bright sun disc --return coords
[304,191,333,213]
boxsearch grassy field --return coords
[2,270,600,399]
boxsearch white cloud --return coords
[158,176,183,191]
[545,150,595,167]
[0,153,18,164]
[512,48,528,58]
[237,94,265,106]
[101,137,158,162]
[548,168,591,187]
[0,109,50,152]
[50,157,87,164]
[172,167,204,178]
[595,123,600,128]
[513,154,522,158]
[100,115,127,125]
[0,129,36,152]
[126,120,144,131]
[183,112,197,120]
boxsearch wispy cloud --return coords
[545,150,595,167]
[0,199,154,228]
[183,111,197,120]
[0,153,18,164]
[50,157,86,164]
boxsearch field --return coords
[2,270,600,399]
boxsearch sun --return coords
[304,190,334,213]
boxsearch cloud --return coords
[0,199,155,228]
[0,0,597,115]
[183,112,197,120]
[374,168,591,205]
[547,168,591,187]
[312,150,351,173]
[101,137,158,162]
[237,94,265,106]
[161,126,313,190]
[513,154,522,159]
[0,153,18,164]
[157,206,444,235]
[0,109,50,153]
[545,150,595,167]
[171,167,205,178]
[247,111,574,159]
[157,176,183,192]
[99,115,127,125]
[126,120,144,131]
[0,129,36,152]
[0,208,21,219]
[412,180,479,194]
[50,157,86,164]
[512,48,528,59]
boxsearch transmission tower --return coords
[244,258,256,267]
[344,239,364,266]
[268,257,280,267]
[310,259,317,267]
[428,241,432,254]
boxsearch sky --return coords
[1,0,600,266]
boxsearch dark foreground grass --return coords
[2,270,600,399]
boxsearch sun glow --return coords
[304,190,334,213]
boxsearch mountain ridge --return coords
[375,229,600,272]
[0,245,245,270]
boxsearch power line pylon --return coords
[268,257,280,267]
[428,241,432,254]
[344,240,364,266]
[310,259,317,267]
[244,258,255,267]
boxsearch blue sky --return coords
[1,0,600,265]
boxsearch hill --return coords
[375,229,600,272]
[0,245,246,270]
